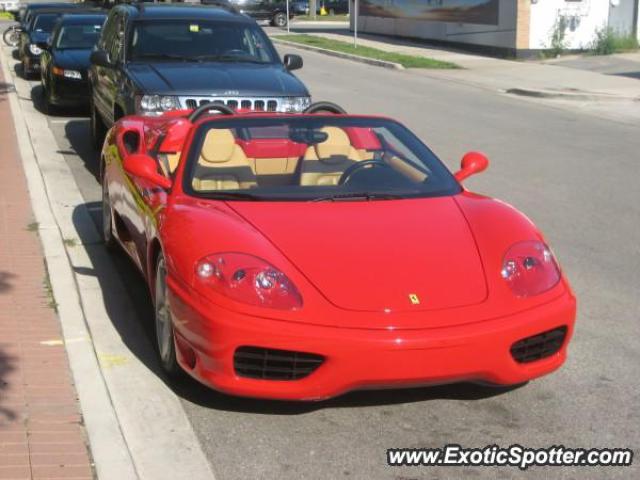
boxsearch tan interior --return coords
[192,129,257,191]
[158,153,181,177]
[386,155,429,183]
[299,127,364,186]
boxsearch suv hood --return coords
[127,62,308,97]
[229,197,488,313]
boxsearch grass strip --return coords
[274,34,459,69]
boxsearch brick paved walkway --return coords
[0,69,94,478]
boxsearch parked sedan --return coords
[40,13,106,111]
[20,9,66,77]
[100,102,576,400]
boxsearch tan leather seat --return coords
[299,127,363,186]
[158,153,181,176]
[192,129,257,191]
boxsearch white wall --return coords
[355,0,518,50]
[528,0,611,50]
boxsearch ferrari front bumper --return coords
[168,280,576,401]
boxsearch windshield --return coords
[183,117,461,201]
[56,22,103,49]
[33,14,60,33]
[129,20,278,64]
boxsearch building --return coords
[352,0,640,57]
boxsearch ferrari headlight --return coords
[278,96,311,113]
[501,241,561,297]
[195,253,303,310]
[29,44,42,55]
[137,95,180,115]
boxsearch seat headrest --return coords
[200,129,236,164]
[315,127,352,161]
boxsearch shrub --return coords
[590,27,639,55]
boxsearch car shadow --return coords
[30,83,89,118]
[64,119,99,180]
[71,202,525,414]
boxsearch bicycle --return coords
[2,24,21,47]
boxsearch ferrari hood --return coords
[229,197,488,313]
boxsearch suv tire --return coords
[90,97,107,151]
[272,12,287,27]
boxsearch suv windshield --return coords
[183,117,461,201]
[56,23,103,49]
[33,14,61,33]
[129,20,278,64]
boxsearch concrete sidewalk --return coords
[284,28,640,101]
[0,68,94,479]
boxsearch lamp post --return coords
[354,0,358,48]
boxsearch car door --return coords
[111,128,169,271]
[92,11,126,126]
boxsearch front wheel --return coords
[90,98,107,151]
[101,172,116,250]
[154,254,181,377]
[272,12,287,28]
[3,27,20,47]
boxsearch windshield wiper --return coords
[132,53,192,62]
[311,192,405,202]
[190,54,267,64]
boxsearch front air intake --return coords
[234,346,324,380]
[510,326,568,364]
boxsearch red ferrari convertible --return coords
[100,102,576,400]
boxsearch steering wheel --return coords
[338,160,392,185]
[303,101,346,114]
[188,103,235,122]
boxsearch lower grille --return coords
[510,326,568,364]
[234,346,324,381]
[181,97,281,112]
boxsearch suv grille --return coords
[234,346,324,381]
[182,97,280,112]
[510,326,568,364]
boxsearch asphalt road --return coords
[5,39,639,479]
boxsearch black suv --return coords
[88,3,309,148]
[229,0,294,27]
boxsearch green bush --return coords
[0,12,16,20]
[548,15,569,57]
[590,27,639,55]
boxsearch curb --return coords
[505,87,639,102]
[0,46,139,480]
[1,46,217,480]
[272,38,405,70]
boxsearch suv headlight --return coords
[29,44,42,56]
[278,96,311,113]
[136,95,180,115]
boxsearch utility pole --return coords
[310,0,316,20]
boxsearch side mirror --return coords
[90,49,112,68]
[454,151,489,182]
[283,53,303,71]
[123,153,172,190]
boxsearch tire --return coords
[90,98,107,151]
[42,79,57,115]
[154,254,181,377]
[273,12,287,28]
[101,173,117,250]
[3,27,20,48]
[21,58,31,79]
